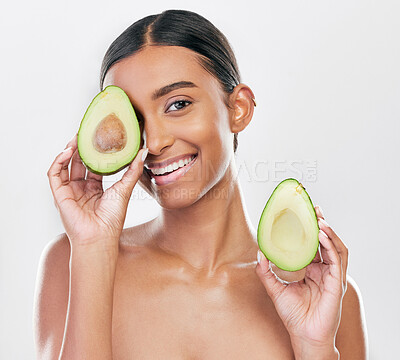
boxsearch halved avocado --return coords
[77,85,141,175]
[257,178,319,272]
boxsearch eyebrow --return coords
[151,81,198,101]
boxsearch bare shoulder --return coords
[33,223,158,359]
[336,274,369,359]
[33,233,71,359]
[38,232,71,267]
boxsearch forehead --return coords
[103,45,222,100]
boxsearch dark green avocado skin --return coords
[257,178,320,272]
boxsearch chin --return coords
[155,184,204,209]
[138,150,226,209]
[137,174,197,208]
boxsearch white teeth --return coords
[149,155,196,175]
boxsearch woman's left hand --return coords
[255,205,348,359]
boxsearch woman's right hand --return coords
[47,133,148,250]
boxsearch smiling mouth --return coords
[153,154,197,175]
[143,153,198,185]
[149,154,197,176]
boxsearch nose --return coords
[142,118,175,155]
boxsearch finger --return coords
[47,146,75,199]
[318,229,342,281]
[315,205,325,220]
[271,263,306,283]
[58,135,78,184]
[104,148,148,207]
[255,250,287,302]
[70,147,86,182]
[65,133,78,150]
[318,218,348,262]
[318,218,348,287]
[311,209,323,263]
[311,246,322,263]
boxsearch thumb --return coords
[106,148,148,207]
[255,250,287,301]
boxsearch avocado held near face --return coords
[257,178,320,274]
[77,85,141,175]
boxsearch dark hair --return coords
[100,9,241,153]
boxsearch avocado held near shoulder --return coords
[257,178,320,282]
[77,86,141,175]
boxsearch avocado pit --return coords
[93,112,127,153]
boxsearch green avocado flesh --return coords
[257,178,319,271]
[77,85,141,175]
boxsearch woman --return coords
[34,9,368,359]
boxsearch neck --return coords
[152,158,258,274]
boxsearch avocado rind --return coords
[257,178,320,272]
[77,85,141,176]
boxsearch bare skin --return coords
[34,45,368,359]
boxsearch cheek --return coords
[201,103,233,161]
[184,106,231,179]
[179,104,229,151]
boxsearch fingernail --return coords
[142,130,147,148]
[319,218,329,228]
[141,148,149,161]
[62,146,72,153]
[319,229,329,238]
[257,250,266,264]
[69,133,77,142]
[316,205,324,217]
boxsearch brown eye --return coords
[167,100,192,112]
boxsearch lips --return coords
[145,153,198,170]
[144,153,198,186]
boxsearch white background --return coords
[1,1,399,359]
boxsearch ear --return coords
[228,83,256,134]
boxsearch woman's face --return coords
[103,45,235,209]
